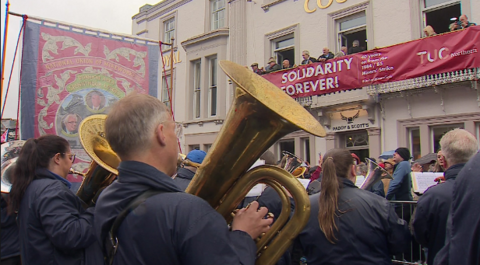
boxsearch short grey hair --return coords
[440,129,478,166]
[302,50,310,56]
[105,93,170,158]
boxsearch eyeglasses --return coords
[162,121,183,140]
[62,153,76,162]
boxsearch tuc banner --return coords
[263,26,480,98]
[20,20,159,182]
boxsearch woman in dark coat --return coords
[8,135,102,265]
[296,148,409,265]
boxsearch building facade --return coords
[132,0,480,164]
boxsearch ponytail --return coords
[317,149,354,244]
[8,139,39,215]
[318,157,340,244]
[8,135,69,215]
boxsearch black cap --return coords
[395,147,411,161]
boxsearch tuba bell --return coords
[185,61,326,265]
[1,140,26,194]
[280,151,307,178]
[77,114,120,206]
[360,158,393,190]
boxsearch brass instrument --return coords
[177,153,202,168]
[360,158,393,190]
[77,115,120,205]
[281,151,307,178]
[69,168,86,177]
[186,61,326,265]
[1,140,26,193]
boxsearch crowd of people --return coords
[248,39,366,76]
[1,93,480,265]
[424,14,476,37]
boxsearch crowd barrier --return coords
[389,200,426,265]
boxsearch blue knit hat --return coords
[186,150,207,164]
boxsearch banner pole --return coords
[169,37,175,115]
[1,1,10,106]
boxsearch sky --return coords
[1,0,152,118]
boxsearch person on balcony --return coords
[301,50,317,65]
[250,63,265,75]
[423,25,436,37]
[265,58,281,73]
[282,59,292,69]
[460,14,476,28]
[334,46,348,58]
[449,22,460,32]
[317,47,335,62]
[348,40,365,54]
[412,129,478,265]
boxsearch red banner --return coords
[263,26,480,98]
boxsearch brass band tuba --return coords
[186,61,326,265]
[77,115,120,206]
[280,151,307,178]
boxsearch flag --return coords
[1,129,9,143]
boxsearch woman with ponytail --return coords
[8,135,102,265]
[296,148,409,264]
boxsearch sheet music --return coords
[355,175,365,188]
[411,172,443,193]
[297,179,311,189]
[246,183,266,197]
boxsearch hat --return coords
[251,63,258,67]
[378,162,385,169]
[351,153,360,165]
[268,58,276,64]
[395,147,411,161]
[186,150,207,164]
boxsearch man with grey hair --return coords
[413,129,478,265]
[94,93,273,264]
[301,50,317,65]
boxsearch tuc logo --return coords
[416,47,449,64]
[304,0,347,13]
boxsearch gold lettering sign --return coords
[304,0,347,13]
[162,51,182,68]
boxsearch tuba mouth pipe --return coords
[69,168,86,177]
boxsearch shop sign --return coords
[330,110,370,132]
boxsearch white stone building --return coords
[132,0,480,164]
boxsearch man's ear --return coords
[351,164,356,178]
[155,123,167,147]
[53,153,61,165]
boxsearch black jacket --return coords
[1,194,20,260]
[434,152,480,265]
[296,178,409,265]
[173,167,195,191]
[413,163,464,265]
[17,168,102,265]
[94,161,256,265]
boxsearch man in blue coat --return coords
[413,129,478,265]
[386,147,413,201]
[95,93,273,265]
[174,149,206,191]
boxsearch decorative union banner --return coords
[263,26,480,98]
[20,21,159,182]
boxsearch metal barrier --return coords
[389,200,427,265]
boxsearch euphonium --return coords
[186,61,326,265]
[360,158,393,190]
[281,151,307,178]
[77,115,120,206]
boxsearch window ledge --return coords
[181,28,230,49]
[183,117,225,127]
[261,0,288,11]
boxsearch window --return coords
[208,57,217,117]
[164,18,175,45]
[189,145,200,152]
[193,60,202,119]
[273,36,295,66]
[422,0,460,35]
[302,138,311,165]
[337,11,367,53]
[211,0,225,30]
[431,124,464,152]
[409,127,421,160]
[161,75,172,109]
[345,132,368,148]
[204,144,212,152]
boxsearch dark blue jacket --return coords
[18,168,103,265]
[386,161,413,201]
[94,161,256,265]
[412,163,464,265]
[434,152,480,265]
[1,194,20,260]
[297,178,409,265]
[173,167,195,191]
